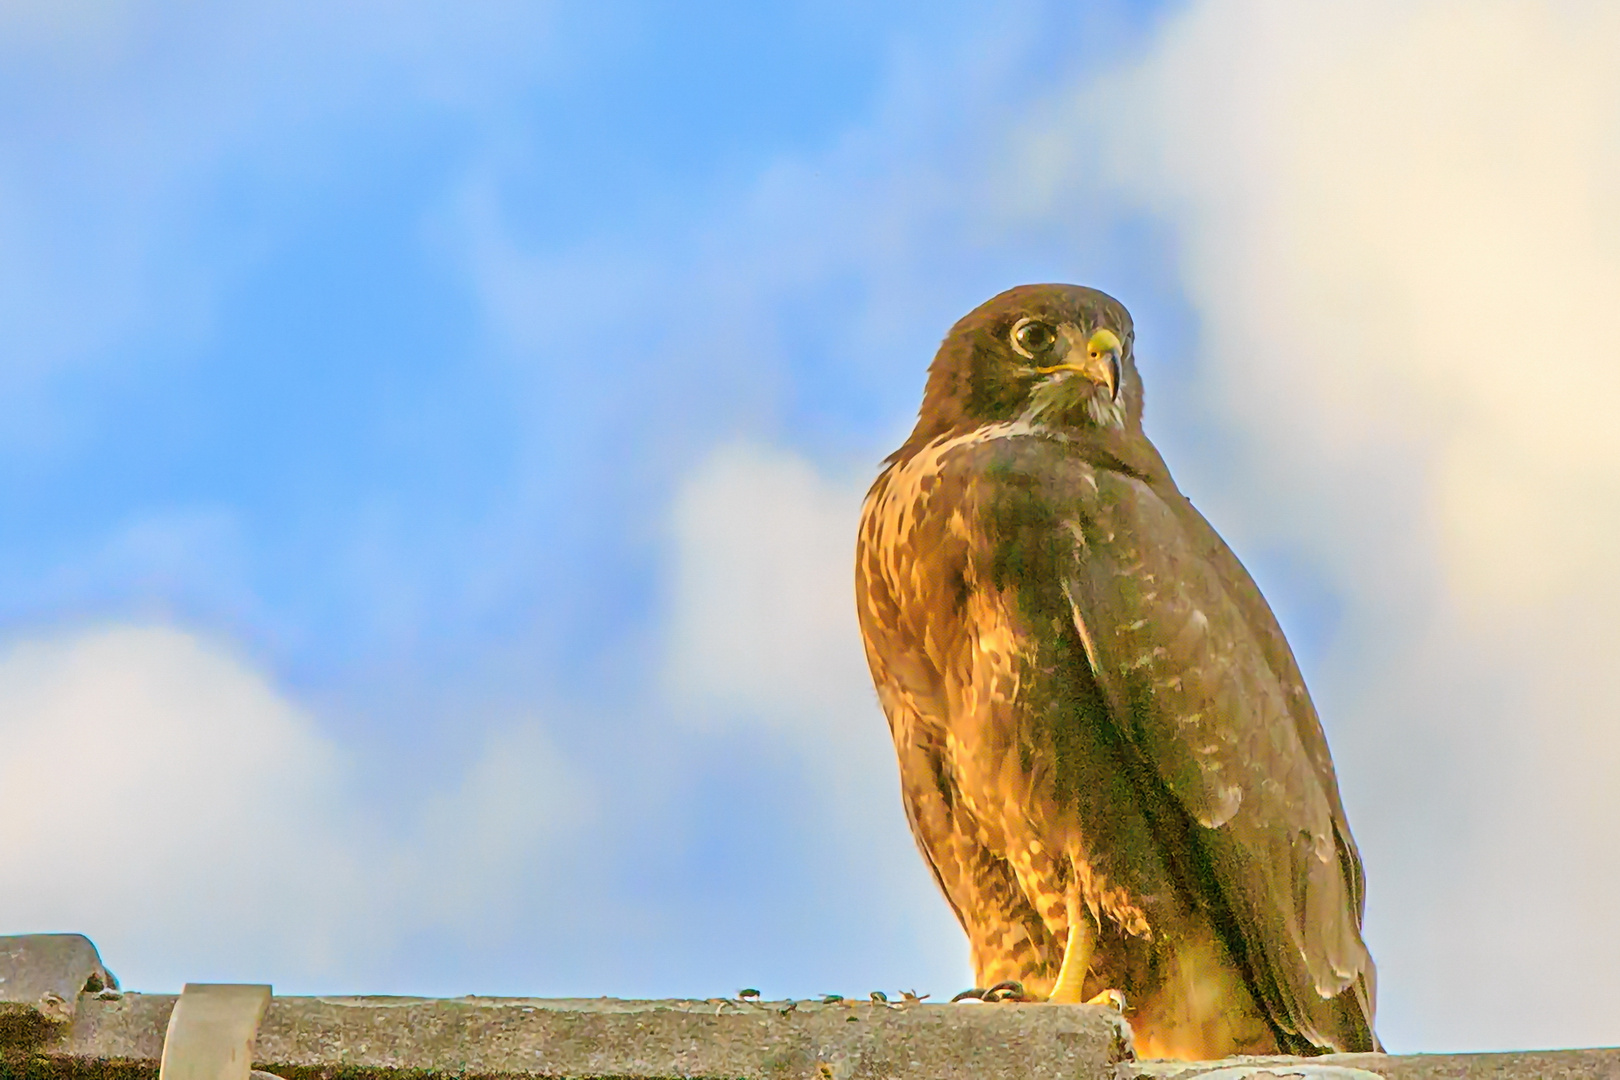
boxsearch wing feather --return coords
[858,427,1376,1051]
[1051,464,1377,1051]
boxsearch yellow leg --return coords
[1049,905,1128,1012]
[1048,906,1094,1004]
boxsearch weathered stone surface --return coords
[43,993,1135,1079]
[1129,1065,1385,1080]
[1122,1048,1620,1080]
[13,990,1620,1079]
[160,984,271,1080]
[0,934,117,1049]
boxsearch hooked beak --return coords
[1036,328,1122,401]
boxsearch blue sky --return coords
[4,0,1620,1057]
[0,0,1171,701]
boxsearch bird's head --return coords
[903,284,1141,450]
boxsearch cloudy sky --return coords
[3,0,1618,1057]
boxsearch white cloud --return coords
[1035,0,1620,1053]
[665,442,874,737]
[0,625,356,977]
[0,623,584,991]
[403,719,591,936]
[662,442,968,983]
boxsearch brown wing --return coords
[859,428,1375,1051]
[1041,458,1378,1053]
[1170,502,1370,932]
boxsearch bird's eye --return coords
[1010,318,1057,358]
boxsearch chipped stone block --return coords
[160,984,271,1080]
[0,934,116,1049]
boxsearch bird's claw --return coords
[1086,988,1127,1012]
[951,980,1032,1003]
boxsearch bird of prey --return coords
[855,284,1377,1060]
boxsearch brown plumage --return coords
[855,284,1377,1060]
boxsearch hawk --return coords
[855,284,1377,1060]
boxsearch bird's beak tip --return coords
[1036,328,1123,401]
[1086,329,1123,401]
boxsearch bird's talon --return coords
[987,979,1030,1002]
[1086,988,1127,1012]
[951,981,1034,1004]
